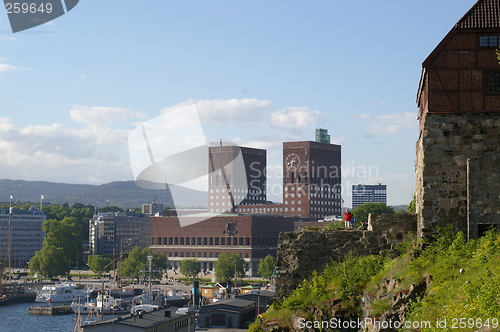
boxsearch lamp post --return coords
[257,289,260,315]
[147,255,153,303]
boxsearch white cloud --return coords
[70,105,147,144]
[0,63,30,74]
[162,99,326,133]
[268,107,323,129]
[357,112,417,138]
[0,106,147,184]
[70,105,145,126]
[161,98,275,126]
[0,37,17,42]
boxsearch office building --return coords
[142,202,164,216]
[352,184,387,209]
[315,128,331,144]
[0,206,46,268]
[89,211,150,256]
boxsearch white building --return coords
[0,206,46,268]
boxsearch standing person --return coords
[343,209,353,228]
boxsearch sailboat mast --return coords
[0,256,3,297]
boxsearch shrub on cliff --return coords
[254,252,387,330]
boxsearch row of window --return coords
[152,236,278,246]
[235,207,282,213]
[210,197,265,206]
[479,35,500,47]
[209,188,264,194]
[284,185,342,194]
[166,251,271,259]
[0,216,45,220]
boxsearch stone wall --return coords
[467,150,500,239]
[415,113,500,239]
[275,213,416,296]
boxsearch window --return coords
[479,35,500,47]
[486,71,500,93]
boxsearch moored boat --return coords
[0,293,12,306]
[71,292,132,314]
[35,283,90,303]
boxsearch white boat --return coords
[35,283,89,303]
[71,292,131,314]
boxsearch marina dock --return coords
[28,305,73,315]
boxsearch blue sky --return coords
[0,0,476,207]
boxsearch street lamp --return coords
[257,289,260,315]
[147,255,153,303]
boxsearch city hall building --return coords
[149,214,295,276]
[150,130,340,275]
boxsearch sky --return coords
[0,0,477,208]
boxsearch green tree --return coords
[29,245,70,278]
[71,203,86,209]
[179,259,201,279]
[258,255,276,280]
[42,216,83,265]
[407,193,416,213]
[121,246,148,281]
[151,252,169,280]
[98,206,123,213]
[215,253,245,283]
[351,202,394,223]
[119,247,167,281]
[87,255,112,275]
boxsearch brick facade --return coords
[150,215,295,276]
[283,141,342,219]
[416,0,500,239]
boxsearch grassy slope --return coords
[251,227,500,331]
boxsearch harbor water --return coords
[0,302,78,332]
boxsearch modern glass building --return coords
[352,184,387,209]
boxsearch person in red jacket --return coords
[343,209,353,228]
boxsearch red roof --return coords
[456,0,500,29]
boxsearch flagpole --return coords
[8,195,12,283]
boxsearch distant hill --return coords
[0,179,207,209]
[0,179,94,203]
